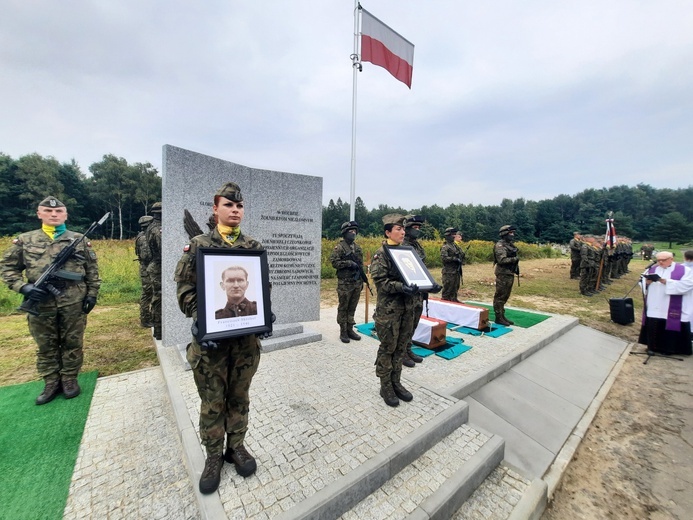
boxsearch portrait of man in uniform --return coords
[215,265,258,319]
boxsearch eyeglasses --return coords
[656,259,672,263]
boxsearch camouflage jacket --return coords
[0,228,101,306]
[135,231,152,264]
[145,218,162,263]
[175,227,263,320]
[440,241,464,274]
[580,243,599,269]
[329,239,363,281]
[370,243,415,315]
[569,238,582,259]
[403,236,426,263]
[493,239,519,276]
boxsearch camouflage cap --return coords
[340,220,359,233]
[444,227,458,236]
[151,202,162,213]
[38,196,65,208]
[138,215,154,225]
[404,215,424,228]
[215,182,243,202]
[382,213,406,228]
[499,224,516,236]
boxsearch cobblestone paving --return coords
[64,368,199,520]
[174,342,457,519]
[452,465,531,519]
[340,424,490,519]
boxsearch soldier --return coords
[329,221,364,343]
[568,231,582,279]
[175,182,266,494]
[493,225,519,326]
[135,215,154,328]
[1,196,101,405]
[146,202,162,339]
[641,243,655,261]
[440,227,464,302]
[579,236,599,296]
[370,214,418,407]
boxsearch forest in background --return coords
[1,152,691,245]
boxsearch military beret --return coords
[340,221,359,233]
[444,227,458,236]
[138,215,154,225]
[404,215,425,228]
[151,202,162,213]
[215,182,243,202]
[382,213,406,228]
[38,196,65,208]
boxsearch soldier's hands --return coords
[82,296,97,314]
[348,261,359,269]
[19,283,48,301]
[193,320,219,350]
[429,283,442,294]
[256,312,276,339]
[191,320,199,338]
[402,284,419,295]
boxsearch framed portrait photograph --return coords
[384,245,436,291]
[195,247,272,342]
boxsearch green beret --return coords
[382,213,406,228]
[215,182,243,202]
[38,196,65,208]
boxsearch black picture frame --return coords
[195,247,272,342]
[384,245,436,291]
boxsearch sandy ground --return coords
[542,345,693,520]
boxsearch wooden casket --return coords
[425,298,489,330]
[412,316,448,349]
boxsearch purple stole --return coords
[647,263,685,331]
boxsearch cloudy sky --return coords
[1,0,692,209]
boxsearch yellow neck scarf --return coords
[42,223,66,240]
[386,239,400,246]
[218,224,240,245]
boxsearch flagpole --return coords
[349,2,362,222]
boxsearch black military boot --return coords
[339,324,350,343]
[346,327,361,341]
[379,378,399,407]
[199,453,224,494]
[392,381,413,402]
[224,444,257,477]
[402,353,415,368]
[62,377,81,399]
[407,344,423,363]
[495,308,511,326]
[153,326,162,340]
[36,379,61,405]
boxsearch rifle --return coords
[349,252,373,296]
[515,262,521,287]
[18,213,110,316]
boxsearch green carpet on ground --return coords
[464,302,550,328]
[0,372,98,520]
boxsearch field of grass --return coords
[0,238,657,387]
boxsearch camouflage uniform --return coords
[1,227,100,384]
[568,234,582,279]
[135,216,154,327]
[440,230,464,302]
[579,239,599,295]
[145,204,162,339]
[175,226,262,456]
[493,226,518,325]
[329,223,364,342]
[402,215,428,366]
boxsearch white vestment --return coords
[641,263,693,322]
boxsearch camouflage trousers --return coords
[570,257,581,279]
[374,306,414,382]
[441,270,461,301]
[186,334,261,455]
[146,263,162,330]
[28,301,86,381]
[139,264,153,326]
[411,294,424,337]
[579,267,595,294]
[493,273,515,309]
[336,280,363,327]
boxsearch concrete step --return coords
[261,324,322,353]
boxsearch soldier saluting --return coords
[1,196,101,405]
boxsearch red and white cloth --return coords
[361,8,414,88]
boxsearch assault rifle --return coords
[19,213,110,316]
[349,252,373,296]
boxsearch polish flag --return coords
[360,8,414,88]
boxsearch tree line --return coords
[0,152,161,239]
[322,185,693,245]
[2,152,691,246]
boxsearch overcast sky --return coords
[2,1,692,209]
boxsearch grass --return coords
[0,237,651,387]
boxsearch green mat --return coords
[464,302,550,328]
[0,372,98,520]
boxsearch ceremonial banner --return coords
[361,8,414,88]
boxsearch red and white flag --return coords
[360,8,414,88]
[605,218,617,249]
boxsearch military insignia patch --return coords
[12,238,19,244]
[183,244,190,252]
[86,241,92,248]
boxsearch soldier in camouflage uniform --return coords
[1,196,101,405]
[146,202,162,339]
[175,182,266,494]
[329,221,364,343]
[440,227,464,302]
[579,236,599,296]
[135,215,154,328]
[493,225,518,326]
[568,231,582,279]
[370,214,418,407]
